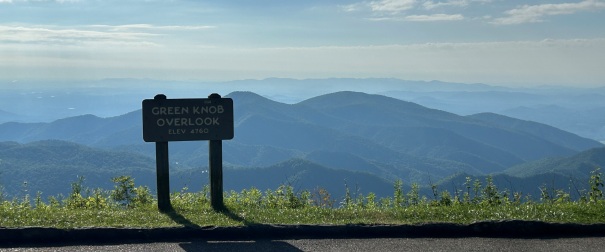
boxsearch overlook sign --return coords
[142,96,234,142]
[142,93,233,212]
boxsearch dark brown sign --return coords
[142,97,234,142]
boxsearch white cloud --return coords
[91,24,216,32]
[0,24,216,48]
[492,0,605,25]
[344,0,476,22]
[369,0,417,13]
[0,25,159,47]
[422,0,469,10]
[340,2,366,12]
[422,0,493,10]
[367,13,465,21]
[405,13,464,21]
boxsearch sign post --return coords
[208,93,225,211]
[142,93,234,212]
[209,138,224,210]
[155,141,171,212]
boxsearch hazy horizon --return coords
[1,1,604,87]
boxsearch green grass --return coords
[1,192,605,228]
[222,201,605,225]
[1,170,604,229]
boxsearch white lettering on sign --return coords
[152,105,224,115]
[156,117,220,127]
[169,129,187,135]
[192,105,224,114]
[167,128,210,135]
[151,106,190,115]
[152,105,225,128]
[190,128,209,134]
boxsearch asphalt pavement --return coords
[1,221,605,251]
[4,237,605,252]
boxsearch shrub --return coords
[86,188,109,209]
[133,186,154,207]
[65,176,87,209]
[407,183,420,205]
[439,190,452,206]
[312,187,335,208]
[110,176,136,207]
[481,176,501,206]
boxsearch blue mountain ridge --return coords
[0,91,601,197]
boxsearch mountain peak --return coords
[298,91,458,122]
[227,91,284,106]
[299,91,401,107]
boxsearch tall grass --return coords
[1,169,604,228]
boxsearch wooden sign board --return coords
[142,97,234,142]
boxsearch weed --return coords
[407,183,420,205]
[481,176,500,206]
[429,178,438,201]
[393,179,405,208]
[0,181,4,203]
[555,189,571,203]
[87,188,109,209]
[513,192,523,205]
[472,178,481,203]
[34,191,46,210]
[366,192,377,210]
[463,176,472,204]
[312,187,335,208]
[588,168,604,203]
[439,190,452,206]
[341,182,353,209]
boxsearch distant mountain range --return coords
[0,109,21,123]
[500,105,605,143]
[381,87,605,142]
[3,78,605,142]
[0,91,602,199]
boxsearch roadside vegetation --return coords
[1,169,604,229]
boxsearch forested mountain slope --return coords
[0,91,601,186]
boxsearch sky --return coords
[1,0,605,87]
